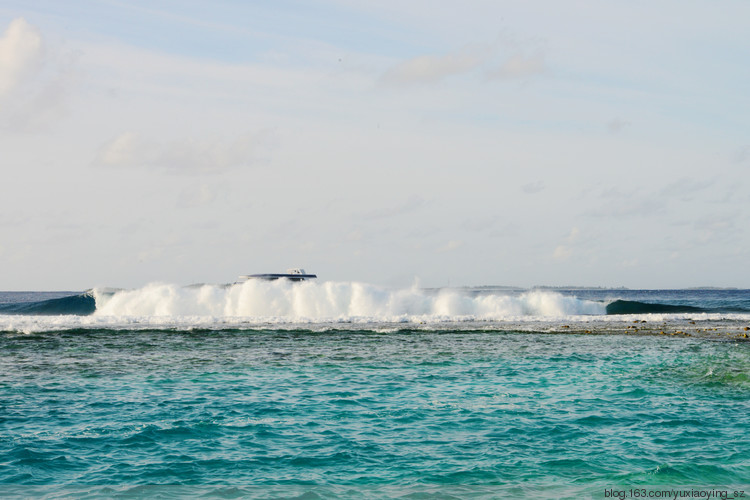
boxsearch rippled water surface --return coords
[2,328,749,497]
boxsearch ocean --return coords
[1,281,749,499]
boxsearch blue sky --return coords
[1,1,749,289]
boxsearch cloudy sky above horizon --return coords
[1,1,749,290]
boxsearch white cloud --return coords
[487,53,545,80]
[733,145,748,164]
[362,195,426,219]
[381,34,548,88]
[95,130,271,173]
[692,214,735,244]
[553,245,572,261]
[0,18,42,99]
[659,177,715,198]
[585,190,667,218]
[606,118,631,134]
[98,131,142,166]
[381,48,486,85]
[437,240,463,253]
[522,180,545,194]
[177,185,217,208]
[461,215,502,232]
[553,227,580,261]
[0,17,78,130]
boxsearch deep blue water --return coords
[1,287,749,498]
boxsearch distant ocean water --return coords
[1,282,749,499]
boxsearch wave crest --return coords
[92,281,606,320]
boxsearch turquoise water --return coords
[2,326,749,498]
[2,286,749,498]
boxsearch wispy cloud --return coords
[486,52,545,80]
[0,18,78,130]
[659,177,715,199]
[586,197,666,218]
[584,177,716,219]
[381,37,547,86]
[521,180,545,194]
[692,214,736,244]
[553,227,580,261]
[461,215,502,232]
[437,239,463,253]
[733,145,749,164]
[94,130,272,173]
[0,18,42,98]
[176,185,217,208]
[606,117,631,134]
[362,195,427,219]
[381,47,486,85]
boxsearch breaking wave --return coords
[92,281,606,320]
[4,283,747,334]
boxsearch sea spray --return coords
[92,280,607,320]
[3,288,750,334]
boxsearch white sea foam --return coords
[3,281,749,333]
[92,280,607,320]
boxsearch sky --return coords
[1,0,749,290]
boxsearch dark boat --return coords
[238,268,317,282]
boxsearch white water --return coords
[4,281,747,334]
[92,280,607,320]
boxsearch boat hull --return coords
[239,273,317,282]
